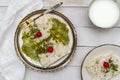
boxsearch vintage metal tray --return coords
[14,9,77,72]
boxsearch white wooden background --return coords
[1,0,120,80]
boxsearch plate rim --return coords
[14,9,77,72]
[80,44,120,80]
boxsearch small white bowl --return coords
[81,44,120,80]
[88,0,120,28]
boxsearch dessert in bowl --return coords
[14,10,76,71]
[81,44,120,80]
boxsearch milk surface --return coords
[89,0,120,28]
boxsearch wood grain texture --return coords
[0,7,7,21]
[77,28,120,46]
[25,66,81,80]
[0,0,9,6]
[0,0,120,80]
[0,0,92,7]
[43,0,92,7]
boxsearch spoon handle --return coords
[34,2,63,20]
[44,2,63,14]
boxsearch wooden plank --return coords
[0,7,7,21]
[77,28,120,46]
[0,0,119,8]
[57,7,92,27]
[43,0,92,7]
[0,0,92,7]
[0,0,9,6]
[1,1,120,80]
[69,47,93,66]
[25,66,81,80]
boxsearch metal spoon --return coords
[34,2,63,21]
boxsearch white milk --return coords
[89,0,120,28]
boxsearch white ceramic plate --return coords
[81,44,120,80]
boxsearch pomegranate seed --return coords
[47,46,54,53]
[103,62,110,68]
[36,31,42,37]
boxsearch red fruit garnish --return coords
[103,62,110,68]
[47,46,54,53]
[36,31,42,37]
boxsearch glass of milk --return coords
[88,0,120,28]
